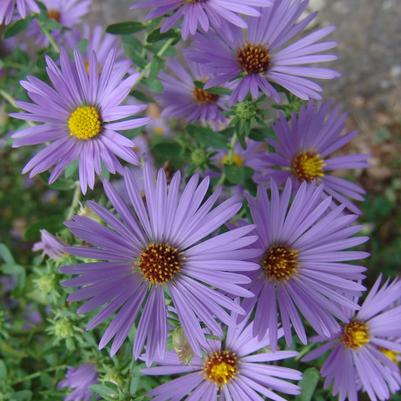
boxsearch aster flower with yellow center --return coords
[158,55,227,128]
[304,276,401,401]
[60,164,260,364]
[142,309,301,400]
[253,101,369,213]
[12,48,149,193]
[243,179,368,351]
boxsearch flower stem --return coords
[138,38,175,83]
[216,132,238,187]
[40,24,60,53]
[66,182,81,220]
[11,365,67,385]
[0,89,18,108]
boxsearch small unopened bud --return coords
[54,318,74,339]
[172,327,194,365]
[234,100,258,121]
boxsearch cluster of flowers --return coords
[3,0,401,401]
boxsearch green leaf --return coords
[0,244,14,264]
[295,368,320,401]
[24,217,64,241]
[48,178,76,191]
[151,140,184,168]
[205,87,232,96]
[147,28,180,43]
[249,127,275,141]
[187,125,227,149]
[90,384,118,400]
[106,21,145,35]
[224,165,244,185]
[4,18,32,38]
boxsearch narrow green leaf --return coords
[106,21,145,35]
[295,367,320,401]
[4,17,32,38]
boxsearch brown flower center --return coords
[204,350,238,387]
[48,9,61,22]
[341,321,370,349]
[193,87,219,104]
[262,245,299,282]
[237,43,271,74]
[137,243,182,284]
[292,151,326,182]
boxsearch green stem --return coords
[216,132,238,187]
[137,38,175,83]
[0,89,18,108]
[11,365,67,385]
[66,182,81,220]
[40,24,60,53]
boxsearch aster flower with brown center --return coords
[188,0,339,104]
[243,179,368,351]
[158,55,227,128]
[60,164,259,364]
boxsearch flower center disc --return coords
[193,87,219,104]
[137,243,182,285]
[262,245,299,282]
[204,350,238,387]
[222,153,244,167]
[341,321,370,349]
[68,106,102,140]
[292,151,326,182]
[237,43,271,74]
[48,9,61,22]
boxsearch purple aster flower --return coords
[131,0,272,40]
[303,276,401,401]
[243,179,368,351]
[253,101,369,214]
[158,56,227,128]
[11,49,149,193]
[60,164,259,364]
[33,229,66,259]
[41,0,90,27]
[188,0,339,104]
[81,24,132,73]
[0,0,39,25]
[26,0,91,48]
[58,363,98,401]
[143,309,302,400]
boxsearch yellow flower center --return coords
[204,350,238,387]
[222,153,244,167]
[68,106,102,140]
[292,151,326,182]
[137,243,182,285]
[237,42,271,74]
[262,245,299,282]
[341,321,370,349]
[380,347,399,363]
